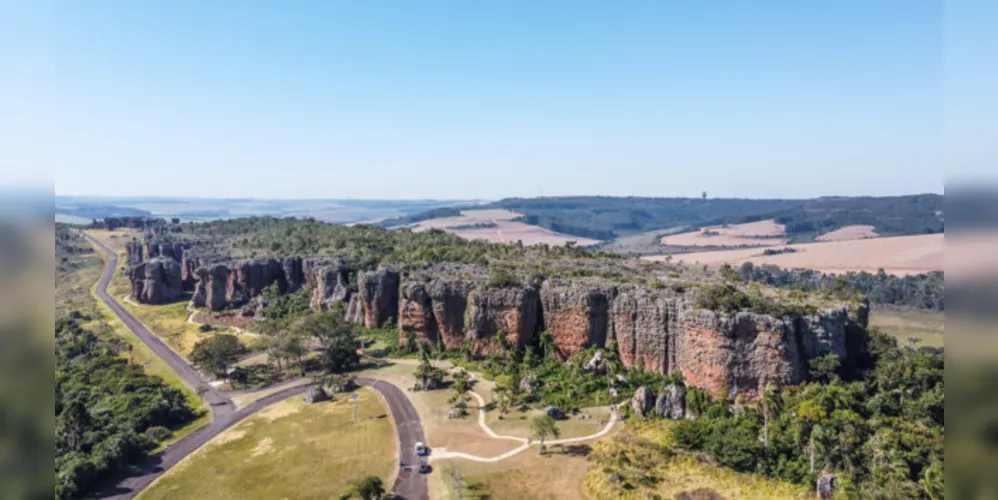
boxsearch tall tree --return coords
[190,334,243,381]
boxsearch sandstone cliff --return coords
[125,240,143,265]
[540,281,616,358]
[358,268,399,328]
[467,286,540,351]
[127,257,183,304]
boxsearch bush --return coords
[144,426,172,442]
[487,267,521,288]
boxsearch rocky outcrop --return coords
[127,257,183,304]
[345,295,363,325]
[281,256,305,293]
[654,384,685,419]
[631,386,654,416]
[540,282,615,359]
[125,240,143,265]
[817,473,836,499]
[466,286,540,350]
[303,386,329,404]
[358,268,399,328]
[227,258,285,303]
[307,259,351,311]
[611,287,683,374]
[204,264,230,310]
[190,268,208,308]
[398,278,477,349]
[145,241,185,263]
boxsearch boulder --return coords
[817,473,836,499]
[584,350,604,372]
[545,406,565,420]
[303,386,329,404]
[519,373,540,395]
[654,384,686,420]
[631,386,654,417]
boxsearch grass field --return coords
[583,420,810,500]
[445,444,598,500]
[869,306,944,348]
[659,219,786,248]
[139,388,396,500]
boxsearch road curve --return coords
[355,378,429,500]
[85,233,428,500]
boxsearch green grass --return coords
[869,307,944,349]
[138,388,396,500]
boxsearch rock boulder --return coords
[128,257,183,304]
[631,386,654,417]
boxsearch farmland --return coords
[646,233,943,276]
[407,209,601,246]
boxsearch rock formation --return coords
[540,281,615,358]
[127,257,183,304]
[631,386,654,416]
[307,259,351,311]
[358,268,399,328]
[125,240,143,265]
[345,295,364,325]
[654,384,685,419]
[466,285,540,351]
[204,264,230,310]
[303,386,329,404]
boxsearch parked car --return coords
[418,459,430,473]
[414,441,427,456]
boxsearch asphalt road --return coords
[356,378,429,500]
[85,233,428,500]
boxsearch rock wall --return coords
[540,282,616,359]
[358,268,399,328]
[308,259,351,311]
[467,286,540,350]
[127,257,183,304]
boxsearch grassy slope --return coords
[869,307,944,348]
[583,420,809,500]
[138,388,395,500]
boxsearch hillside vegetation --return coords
[480,195,942,242]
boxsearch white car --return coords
[414,442,427,456]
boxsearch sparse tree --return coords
[530,414,560,455]
[190,334,244,382]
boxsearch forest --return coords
[482,194,943,241]
[734,263,944,311]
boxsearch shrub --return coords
[144,426,172,442]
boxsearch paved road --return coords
[85,233,428,500]
[356,378,429,500]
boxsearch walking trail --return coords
[430,387,618,463]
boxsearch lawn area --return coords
[869,306,944,349]
[583,420,810,500]
[486,405,613,441]
[139,388,396,500]
[444,442,598,500]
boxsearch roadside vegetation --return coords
[55,227,201,499]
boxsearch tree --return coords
[530,415,560,455]
[450,370,473,416]
[190,334,244,381]
[762,381,780,452]
[321,327,361,374]
[350,475,385,499]
[57,400,91,452]
[492,386,513,419]
[538,331,557,359]
[275,332,308,376]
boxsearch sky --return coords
[4,1,990,200]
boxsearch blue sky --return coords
[4,1,976,199]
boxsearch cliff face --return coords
[125,240,144,265]
[467,286,540,351]
[358,268,399,328]
[540,282,616,359]
[308,259,351,311]
[127,257,183,304]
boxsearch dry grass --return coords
[870,307,944,348]
[815,224,878,241]
[583,420,809,500]
[139,388,396,500]
[659,220,786,248]
[486,406,614,440]
[410,209,601,246]
[648,234,943,276]
[447,445,597,500]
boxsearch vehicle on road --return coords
[418,459,430,473]
[415,441,427,456]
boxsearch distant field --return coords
[410,209,601,246]
[659,219,786,247]
[870,307,944,348]
[646,234,943,276]
[815,224,878,241]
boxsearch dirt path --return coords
[430,387,618,463]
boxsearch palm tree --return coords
[530,415,560,455]
[762,381,781,452]
[919,459,943,500]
